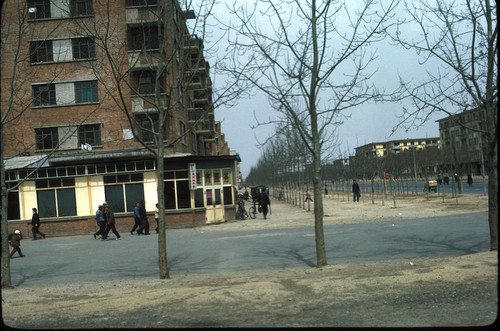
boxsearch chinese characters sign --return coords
[189,163,196,190]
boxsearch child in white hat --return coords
[9,230,24,258]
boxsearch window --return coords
[78,124,101,146]
[33,84,56,106]
[179,121,186,144]
[70,0,94,17]
[75,81,98,103]
[223,186,233,205]
[141,117,158,143]
[104,174,144,213]
[72,37,95,59]
[35,127,59,150]
[30,40,53,63]
[138,71,155,94]
[130,27,159,50]
[36,178,76,218]
[28,0,51,19]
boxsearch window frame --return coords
[33,83,56,106]
[30,40,53,63]
[35,127,59,150]
[74,80,98,103]
[28,0,51,20]
[70,0,94,17]
[78,124,101,146]
[72,37,96,60]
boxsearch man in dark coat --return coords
[137,200,150,235]
[101,204,121,240]
[130,202,142,235]
[31,208,46,240]
[261,191,271,219]
[352,179,360,203]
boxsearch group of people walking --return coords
[93,202,121,240]
[130,200,153,235]
[93,200,156,240]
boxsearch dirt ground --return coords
[2,193,497,328]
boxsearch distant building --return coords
[436,107,488,175]
[355,138,440,158]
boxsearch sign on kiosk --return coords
[189,163,196,190]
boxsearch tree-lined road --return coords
[10,211,489,287]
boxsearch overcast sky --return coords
[190,1,446,178]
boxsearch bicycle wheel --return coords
[248,206,256,219]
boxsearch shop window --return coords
[194,189,204,207]
[177,180,190,209]
[223,186,233,205]
[36,179,77,218]
[104,182,144,213]
[164,181,176,209]
[8,189,20,220]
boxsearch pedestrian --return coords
[154,203,159,233]
[137,200,150,235]
[101,204,121,240]
[467,174,473,187]
[8,230,24,258]
[93,205,105,239]
[31,208,46,240]
[130,201,141,235]
[352,179,360,203]
[261,190,271,219]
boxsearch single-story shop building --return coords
[4,149,241,237]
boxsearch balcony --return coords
[128,50,161,69]
[126,6,160,25]
[184,35,202,55]
[193,122,214,137]
[186,74,203,90]
[131,94,168,113]
[191,89,210,104]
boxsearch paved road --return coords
[9,212,490,287]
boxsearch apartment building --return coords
[355,138,441,158]
[1,0,240,235]
[436,107,489,175]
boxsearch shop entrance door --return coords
[205,188,224,224]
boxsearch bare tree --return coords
[219,0,398,267]
[390,0,498,250]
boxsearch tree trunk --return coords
[312,152,327,267]
[487,133,498,251]
[1,163,12,288]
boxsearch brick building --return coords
[436,107,489,176]
[1,0,240,236]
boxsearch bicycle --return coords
[236,195,249,220]
[248,202,257,219]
